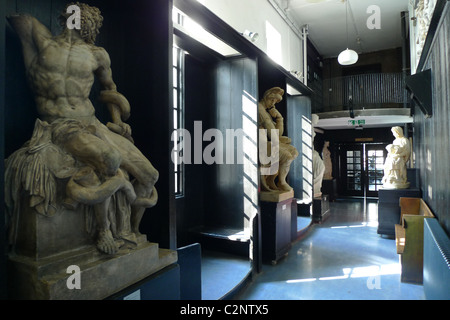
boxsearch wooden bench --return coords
[395,197,435,284]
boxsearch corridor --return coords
[236,199,425,300]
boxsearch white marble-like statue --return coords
[312,115,325,198]
[382,126,411,189]
[415,0,436,59]
[322,141,333,180]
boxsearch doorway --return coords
[339,143,387,198]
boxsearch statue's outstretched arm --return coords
[7,14,52,68]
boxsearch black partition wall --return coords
[1,0,6,300]
[209,57,258,230]
[287,96,312,202]
[173,30,259,255]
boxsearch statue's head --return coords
[59,2,103,44]
[262,87,284,107]
[391,126,403,138]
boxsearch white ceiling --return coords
[284,0,409,58]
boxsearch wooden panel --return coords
[401,214,427,283]
[395,224,405,254]
[397,196,436,283]
[399,197,421,215]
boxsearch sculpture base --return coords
[322,179,337,202]
[260,190,294,203]
[260,198,294,264]
[8,238,177,300]
[382,182,410,190]
[312,195,330,223]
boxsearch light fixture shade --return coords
[338,49,359,65]
[243,30,259,43]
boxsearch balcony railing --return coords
[322,73,409,112]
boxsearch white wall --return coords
[196,0,304,78]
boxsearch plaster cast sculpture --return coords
[382,126,411,189]
[312,115,325,198]
[5,2,159,255]
[258,87,298,192]
[415,0,436,60]
[322,141,333,180]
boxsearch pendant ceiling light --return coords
[338,0,358,65]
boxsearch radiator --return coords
[423,219,450,300]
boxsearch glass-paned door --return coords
[366,146,387,197]
[339,143,387,197]
[341,145,364,197]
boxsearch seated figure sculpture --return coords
[5,2,159,255]
[382,126,411,189]
[258,87,298,192]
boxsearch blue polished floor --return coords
[201,250,251,300]
[235,199,426,300]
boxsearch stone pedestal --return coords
[260,191,293,264]
[322,179,337,202]
[312,195,330,223]
[7,195,177,300]
[377,188,421,236]
[260,190,294,203]
[8,239,177,300]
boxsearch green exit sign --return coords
[348,119,366,126]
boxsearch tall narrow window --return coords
[173,46,185,197]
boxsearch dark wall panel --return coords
[109,0,175,248]
[287,96,312,201]
[209,57,258,229]
[176,54,214,246]
[1,0,6,301]
[414,3,450,235]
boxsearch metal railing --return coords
[323,73,409,111]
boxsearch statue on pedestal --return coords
[322,141,333,180]
[382,126,411,189]
[258,87,298,193]
[4,2,178,300]
[6,2,159,255]
[312,115,325,198]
